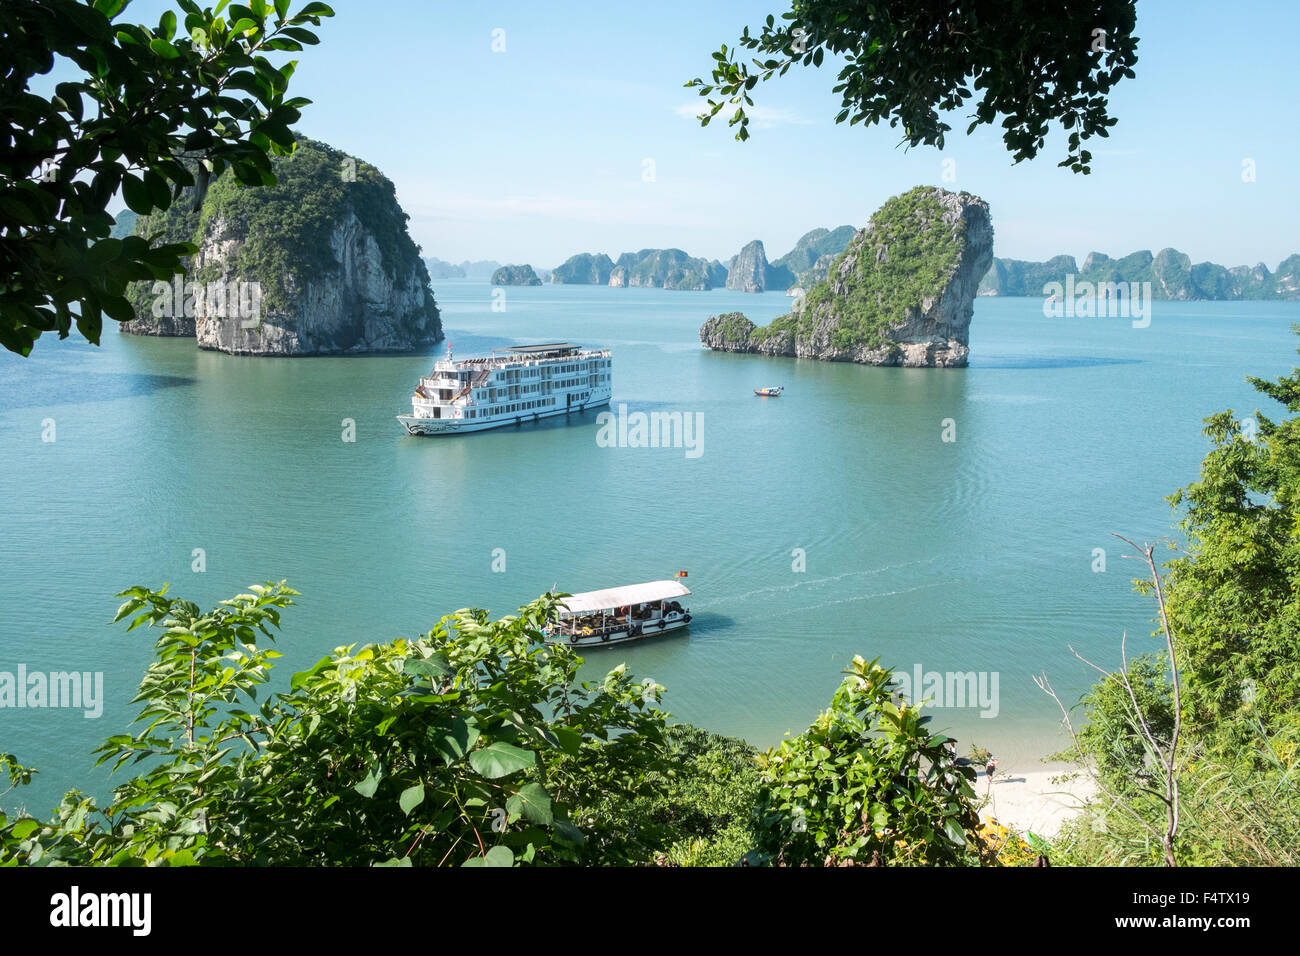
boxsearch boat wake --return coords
[714,555,942,605]
[760,580,951,619]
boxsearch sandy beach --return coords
[973,765,1097,837]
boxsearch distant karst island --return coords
[469,224,1294,304]
[424,258,499,280]
[979,249,1300,301]
[120,136,441,356]
[700,186,993,368]
[542,230,859,294]
[490,264,544,286]
[548,249,728,290]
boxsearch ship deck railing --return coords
[434,349,610,373]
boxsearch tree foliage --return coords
[753,655,981,866]
[0,586,1003,867]
[687,0,1139,172]
[0,0,334,355]
[1162,330,1300,741]
[1047,330,1300,865]
[0,584,672,866]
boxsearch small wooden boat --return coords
[545,579,692,647]
[754,386,784,397]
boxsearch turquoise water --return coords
[2,278,1297,813]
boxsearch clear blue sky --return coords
[91,1,1300,268]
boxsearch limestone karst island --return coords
[700,186,992,367]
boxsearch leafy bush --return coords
[1047,331,1300,866]
[1,586,1005,867]
[752,655,981,866]
[568,724,761,866]
[0,583,670,866]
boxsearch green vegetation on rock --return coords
[192,137,426,312]
[820,187,965,351]
[552,253,613,285]
[770,225,856,276]
[491,264,543,286]
[625,248,723,290]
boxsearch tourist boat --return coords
[754,386,784,397]
[544,579,692,647]
[397,342,612,435]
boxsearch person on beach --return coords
[986,755,998,783]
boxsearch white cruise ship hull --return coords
[397,395,610,435]
[398,342,613,437]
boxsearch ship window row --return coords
[503,360,608,379]
[484,383,549,398]
[482,398,557,417]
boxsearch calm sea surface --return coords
[2,278,1297,813]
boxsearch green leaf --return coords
[398,784,425,816]
[552,819,585,845]
[353,765,382,798]
[102,296,135,324]
[88,238,123,265]
[121,175,152,214]
[429,716,479,765]
[149,37,180,59]
[463,845,513,867]
[513,782,553,825]
[10,819,39,840]
[1025,830,1050,853]
[468,742,534,779]
[551,726,582,756]
[143,170,171,210]
[404,654,452,680]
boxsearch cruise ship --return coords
[397,342,612,435]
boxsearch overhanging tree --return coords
[687,0,1139,173]
[0,0,335,356]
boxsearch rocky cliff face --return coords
[725,239,796,293]
[193,208,438,355]
[700,186,993,368]
[121,138,441,355]
[726,240,769,292]
[794,251,838,290]
[771,225,856,277]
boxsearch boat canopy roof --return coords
[559,580,691,614]
[493,342,578,355]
